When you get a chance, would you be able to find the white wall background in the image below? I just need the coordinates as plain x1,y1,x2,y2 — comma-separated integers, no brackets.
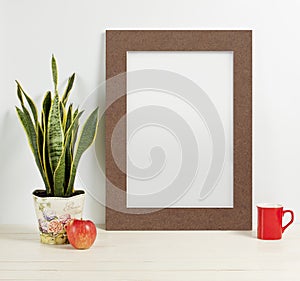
1,0,300,226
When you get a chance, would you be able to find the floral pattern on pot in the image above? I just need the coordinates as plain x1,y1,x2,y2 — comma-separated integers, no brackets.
33,190,85,245
38,211,70,244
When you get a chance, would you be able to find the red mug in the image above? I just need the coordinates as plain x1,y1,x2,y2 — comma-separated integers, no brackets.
257,203,294,240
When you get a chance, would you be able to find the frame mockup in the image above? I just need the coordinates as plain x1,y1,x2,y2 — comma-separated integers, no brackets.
106,30,252,230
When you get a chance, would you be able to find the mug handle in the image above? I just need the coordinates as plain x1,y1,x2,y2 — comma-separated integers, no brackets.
282,210,294,233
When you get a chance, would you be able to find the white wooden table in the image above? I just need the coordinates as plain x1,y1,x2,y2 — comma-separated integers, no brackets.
0,224,299,280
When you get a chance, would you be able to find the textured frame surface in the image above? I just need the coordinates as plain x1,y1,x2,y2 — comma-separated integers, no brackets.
106,30,252,230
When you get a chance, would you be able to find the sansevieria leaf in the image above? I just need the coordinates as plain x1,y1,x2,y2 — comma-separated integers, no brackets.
16,84,24,106
54,111,83,196
52,55,58,93
59,101,66,128
43,127,53,193
65,104,73,134
42,91,53,193
53,152,65,197
16,81,38,127
37,123,44,170
70,108,82,153
66,108,99,195
47,93,64,174
42,91,52,130
64,145,72,194
16,107,51,193
62,73,75,106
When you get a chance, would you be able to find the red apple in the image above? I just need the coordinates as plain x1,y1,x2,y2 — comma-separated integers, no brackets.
66,219,97,249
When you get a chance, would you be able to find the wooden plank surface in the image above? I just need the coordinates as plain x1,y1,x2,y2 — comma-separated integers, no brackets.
0,225,299,280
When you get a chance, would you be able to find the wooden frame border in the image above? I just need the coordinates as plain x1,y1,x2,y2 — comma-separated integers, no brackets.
106,30,252,230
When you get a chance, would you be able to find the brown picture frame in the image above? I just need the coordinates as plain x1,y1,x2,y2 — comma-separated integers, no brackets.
106,30,252,230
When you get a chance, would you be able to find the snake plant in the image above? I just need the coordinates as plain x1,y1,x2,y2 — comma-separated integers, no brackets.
16,55,99,197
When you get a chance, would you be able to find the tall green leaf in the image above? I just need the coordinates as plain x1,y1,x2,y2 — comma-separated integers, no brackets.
47,93,64,175
16,84,24,106
54,111,83,196
51,55,58,93
70,109,83,154
64,104,73,134
42,91,53,194
53,153,65,197
16,107,51,193
37,123,44,170
59,101,66,128
64,146,72,194
62,73,75,106
66,108,82,191
16,81,38,127
73,108,79,118
42,120,53,194
66,108,99,195
42,91,52,129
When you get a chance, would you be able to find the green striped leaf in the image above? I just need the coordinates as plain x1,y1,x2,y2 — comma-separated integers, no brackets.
42,91,52,128
70,109,83,154
16,107,51,193
37,122,54,195
64,104,73,135
43,117,53,194
66,108,99,195
16,81,38,127
64,145,72,194
53,152,65,197
65,111,83,187
59,101,66,128
41,91,53,192
41,112,44,132
51,55,58,93
47,93,64,175
54,111,83,195
16,83,24,106
62,73,75,106
37,123,44,169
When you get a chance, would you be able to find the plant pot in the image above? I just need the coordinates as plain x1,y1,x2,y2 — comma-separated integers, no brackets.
32,190,85,245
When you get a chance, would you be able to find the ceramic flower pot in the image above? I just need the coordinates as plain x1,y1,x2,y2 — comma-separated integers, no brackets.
32,190,85,245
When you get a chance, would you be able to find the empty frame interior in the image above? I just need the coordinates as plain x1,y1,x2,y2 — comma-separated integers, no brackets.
126,51,233,208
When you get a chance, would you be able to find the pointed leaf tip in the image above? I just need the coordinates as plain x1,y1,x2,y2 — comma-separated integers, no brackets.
51,55,58,92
